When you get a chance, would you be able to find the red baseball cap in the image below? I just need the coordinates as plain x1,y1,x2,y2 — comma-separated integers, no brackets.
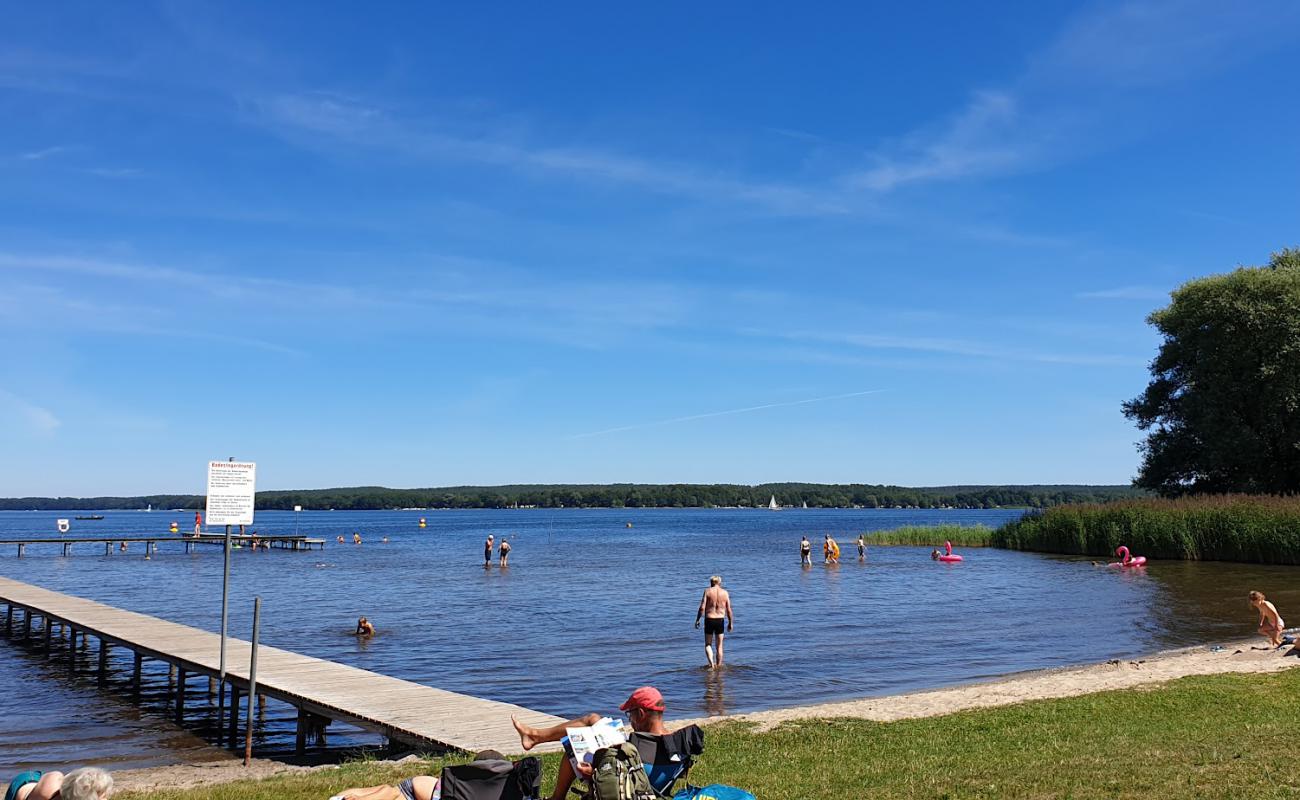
620,686,665,712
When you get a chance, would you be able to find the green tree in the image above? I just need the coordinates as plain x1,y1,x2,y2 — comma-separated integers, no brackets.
1123,248,1300,495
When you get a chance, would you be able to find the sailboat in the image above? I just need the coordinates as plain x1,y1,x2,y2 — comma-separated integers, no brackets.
768,495,780,511
801,500,809,509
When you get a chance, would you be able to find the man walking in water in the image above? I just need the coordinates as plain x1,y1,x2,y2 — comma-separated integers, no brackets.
484,534,494,567
694,575,733,669
800,536,812,565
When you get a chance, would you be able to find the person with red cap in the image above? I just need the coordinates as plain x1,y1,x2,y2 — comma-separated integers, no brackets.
512,687,674,800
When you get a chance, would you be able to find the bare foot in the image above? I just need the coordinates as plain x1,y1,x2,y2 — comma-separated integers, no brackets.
511,716,537,751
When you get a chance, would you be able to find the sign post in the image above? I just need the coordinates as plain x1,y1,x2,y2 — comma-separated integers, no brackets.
205,458,256,729
293,505,302,536
56,519,70,535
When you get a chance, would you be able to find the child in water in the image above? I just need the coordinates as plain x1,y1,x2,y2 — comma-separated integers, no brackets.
1249,591,1286,648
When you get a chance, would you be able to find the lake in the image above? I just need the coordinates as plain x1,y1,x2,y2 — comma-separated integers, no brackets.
1,507,1297,772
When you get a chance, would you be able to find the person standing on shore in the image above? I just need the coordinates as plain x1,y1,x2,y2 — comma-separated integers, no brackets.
800,536,812,565
484,534,494,567
1250,590,1285,648
695,575,733,669
499,536,511,567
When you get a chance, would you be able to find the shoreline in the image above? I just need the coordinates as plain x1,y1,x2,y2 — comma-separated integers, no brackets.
112,637,1299,793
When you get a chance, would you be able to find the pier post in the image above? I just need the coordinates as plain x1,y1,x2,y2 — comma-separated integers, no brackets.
133,653,142,695
98,640,108,686
105,542,111,556
22,608,31,639
17,543,24,558
4,604,11,635
228,686,241,744
43,617,52,655
68,628,77,672
168,664,176,696
175,668,187,722
208,676,216,696
295,708,307,756
63,542,71,557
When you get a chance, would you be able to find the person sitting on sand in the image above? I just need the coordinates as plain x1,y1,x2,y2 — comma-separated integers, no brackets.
1249,590,1286,648
512,687,701,800
6,767,113,800
355,616,375,637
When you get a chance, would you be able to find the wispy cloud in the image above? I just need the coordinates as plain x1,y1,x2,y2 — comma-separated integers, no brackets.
0,389,60,433
1077,285,1168,301
20,145,69,161
86,166,142,178
570,389,885,439
852,0,1300,192
252,92,851,217
768,330,1143,367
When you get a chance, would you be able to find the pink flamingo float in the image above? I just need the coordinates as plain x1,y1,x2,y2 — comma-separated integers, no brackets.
1108,545,1147,568
937,540,963,563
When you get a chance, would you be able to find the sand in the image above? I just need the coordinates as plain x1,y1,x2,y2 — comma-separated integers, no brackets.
113,640,1299,793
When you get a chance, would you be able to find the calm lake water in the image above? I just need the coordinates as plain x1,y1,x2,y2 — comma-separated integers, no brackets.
1,507,1297,772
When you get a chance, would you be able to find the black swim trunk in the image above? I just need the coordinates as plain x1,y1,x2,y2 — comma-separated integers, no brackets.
704,617,725,636
397,778,417,800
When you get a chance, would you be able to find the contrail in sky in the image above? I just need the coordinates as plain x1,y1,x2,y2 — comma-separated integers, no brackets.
569,389,886,439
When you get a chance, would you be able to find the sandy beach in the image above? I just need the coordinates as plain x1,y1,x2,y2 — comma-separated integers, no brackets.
112,639,1299,793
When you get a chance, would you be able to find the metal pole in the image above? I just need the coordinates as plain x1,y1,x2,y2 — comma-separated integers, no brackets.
243,596,261,766
219,456,233,686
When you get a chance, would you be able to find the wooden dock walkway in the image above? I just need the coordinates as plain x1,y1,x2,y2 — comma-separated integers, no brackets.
0,533,325,557
0,576,562,755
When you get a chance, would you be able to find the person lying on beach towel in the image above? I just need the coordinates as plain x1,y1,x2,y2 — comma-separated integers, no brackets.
329,751,539,800
5,768,112,800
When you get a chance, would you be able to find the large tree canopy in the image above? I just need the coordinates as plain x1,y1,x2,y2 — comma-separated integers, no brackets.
1124,248,1300,495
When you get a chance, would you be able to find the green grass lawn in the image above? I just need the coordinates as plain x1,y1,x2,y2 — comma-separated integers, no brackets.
123,670,1300,800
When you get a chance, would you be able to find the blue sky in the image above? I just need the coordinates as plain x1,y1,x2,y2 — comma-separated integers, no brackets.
2,2,1298,495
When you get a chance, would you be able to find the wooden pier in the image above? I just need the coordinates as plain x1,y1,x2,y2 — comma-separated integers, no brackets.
0,577,562,755
0,534,325,557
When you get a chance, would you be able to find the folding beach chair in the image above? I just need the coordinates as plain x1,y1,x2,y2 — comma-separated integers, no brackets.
630,725,705,798
439,756,543,800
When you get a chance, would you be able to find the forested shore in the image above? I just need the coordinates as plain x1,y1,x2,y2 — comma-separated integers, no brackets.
0,482,1142,512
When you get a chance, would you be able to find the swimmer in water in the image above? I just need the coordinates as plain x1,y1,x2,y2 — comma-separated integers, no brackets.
381,536,389,543
355,617,375,637
499,537,511,567
337,535,345,544
800,536,812,565
484,534,494,567
352,532,362,545
931,548,941,560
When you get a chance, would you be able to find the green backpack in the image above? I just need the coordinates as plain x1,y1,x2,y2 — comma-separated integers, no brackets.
587,741,657,800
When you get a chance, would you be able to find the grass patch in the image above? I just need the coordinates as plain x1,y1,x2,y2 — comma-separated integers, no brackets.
869,524,994,547
122,671,1300,799
992,494,1300,564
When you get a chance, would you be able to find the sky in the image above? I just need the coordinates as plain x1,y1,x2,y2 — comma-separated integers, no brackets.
2,2,1298,495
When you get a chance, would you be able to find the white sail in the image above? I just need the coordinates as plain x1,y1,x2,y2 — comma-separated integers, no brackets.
801,500,808,509
768,494,780,511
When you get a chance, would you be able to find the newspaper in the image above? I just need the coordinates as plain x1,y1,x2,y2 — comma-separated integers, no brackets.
561,716,627,773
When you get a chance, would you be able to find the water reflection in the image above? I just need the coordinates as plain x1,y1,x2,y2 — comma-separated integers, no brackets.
702,668,728,716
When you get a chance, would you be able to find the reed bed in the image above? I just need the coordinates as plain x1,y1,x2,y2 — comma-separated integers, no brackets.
990,494,1300,564
868,524,995,547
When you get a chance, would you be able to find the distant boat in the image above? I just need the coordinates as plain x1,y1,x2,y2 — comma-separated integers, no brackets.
801,501,809,510
768,495,780,511
146,504,153,512
74,514,104,521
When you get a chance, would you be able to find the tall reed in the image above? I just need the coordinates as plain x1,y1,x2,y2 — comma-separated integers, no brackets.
868,524,995,547
990,494,1300,564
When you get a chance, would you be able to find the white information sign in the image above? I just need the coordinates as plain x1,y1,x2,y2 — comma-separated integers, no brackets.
293,505,302,513
205,461,257,526
56,518,70,534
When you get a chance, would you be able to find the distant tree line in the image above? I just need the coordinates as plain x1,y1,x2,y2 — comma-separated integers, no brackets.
0,483,1145,511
